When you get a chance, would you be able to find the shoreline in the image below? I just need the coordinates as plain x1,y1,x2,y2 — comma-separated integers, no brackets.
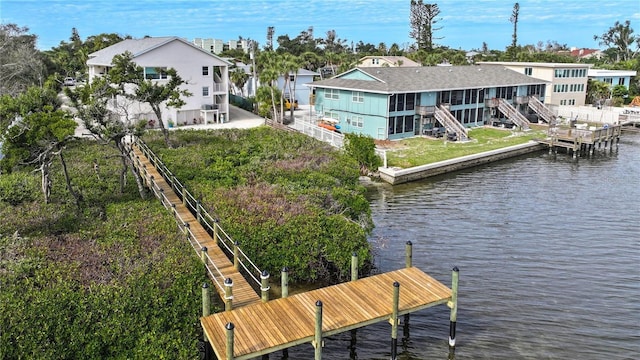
377,141,546,185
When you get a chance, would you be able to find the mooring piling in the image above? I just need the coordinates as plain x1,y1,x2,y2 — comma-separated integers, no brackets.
448,267,459,349
261,270,270,303
313,300,324,360
390,281,400,360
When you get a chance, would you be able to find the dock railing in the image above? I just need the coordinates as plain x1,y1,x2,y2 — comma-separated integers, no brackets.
131,137,263,294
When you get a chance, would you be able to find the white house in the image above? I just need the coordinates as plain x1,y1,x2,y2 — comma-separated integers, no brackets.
478,61,593,106
276,68,319,105
87,36,231,127
357,56,420,68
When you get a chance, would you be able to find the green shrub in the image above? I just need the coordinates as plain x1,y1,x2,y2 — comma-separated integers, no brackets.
144,128,374,283
0,172,39,205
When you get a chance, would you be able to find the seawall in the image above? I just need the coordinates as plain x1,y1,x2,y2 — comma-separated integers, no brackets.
377,141,546,185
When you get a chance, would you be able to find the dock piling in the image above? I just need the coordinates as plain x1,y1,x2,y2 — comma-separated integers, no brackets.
405,241,413,268
391,281,400,360
313,300,324,360
202,282,210,317
351,253,358,281
448,267,459,349
225,322,234,360
261,270,270,303
224,278,234,311
281,267,289,298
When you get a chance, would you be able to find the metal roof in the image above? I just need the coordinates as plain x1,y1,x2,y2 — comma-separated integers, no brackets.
308,65,549,94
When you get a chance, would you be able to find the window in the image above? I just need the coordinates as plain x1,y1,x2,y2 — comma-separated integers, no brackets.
618,78,625,86
372,58,379,65
202,87,209,96
324,89,339,100
324,111,339,121
144,67,168,80
439,91,450,105
450,90,463,105
524,67,532,76
352,91,364,103
351,116,364,128
289,74,296,82
396,94,405,111
603,78,613,85
405,93,415,110
389,94,396,112
403,115,414,133
202,66,209,76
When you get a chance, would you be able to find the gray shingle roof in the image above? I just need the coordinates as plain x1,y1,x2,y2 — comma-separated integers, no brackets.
87,36,231,66
309,65,548,94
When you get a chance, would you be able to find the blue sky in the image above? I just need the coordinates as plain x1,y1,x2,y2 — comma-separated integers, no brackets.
1,0,638,51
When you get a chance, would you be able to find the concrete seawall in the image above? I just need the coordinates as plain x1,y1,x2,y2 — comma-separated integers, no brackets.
377,141,546,185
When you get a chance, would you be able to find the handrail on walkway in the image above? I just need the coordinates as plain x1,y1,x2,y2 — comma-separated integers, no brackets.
129,137,263,292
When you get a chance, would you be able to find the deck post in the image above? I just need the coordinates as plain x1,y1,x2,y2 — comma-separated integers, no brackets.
213,219,219,243
281,267,289,298
224,278,233,312
202,282,211,317
196,200,202,223
448,266,459,349
233,241,239,270
313,300,323,360
184,222,190,237
201,247,208,264
182,186,187,206
261,270,270,303
351,253,358,281
225,322,234,360
405,241,413,268
390,281,400,360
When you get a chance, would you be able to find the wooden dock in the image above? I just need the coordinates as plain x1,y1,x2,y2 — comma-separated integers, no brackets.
538,124,622,157
201,266,453,360
130,143,261,308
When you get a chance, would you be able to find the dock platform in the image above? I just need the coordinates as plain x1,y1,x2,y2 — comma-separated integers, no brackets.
201,266,452,359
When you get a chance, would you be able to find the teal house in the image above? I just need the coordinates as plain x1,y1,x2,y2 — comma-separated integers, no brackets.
588,69,637,92
308,66,552,140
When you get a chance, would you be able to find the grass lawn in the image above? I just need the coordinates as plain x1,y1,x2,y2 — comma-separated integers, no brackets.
379,126,547,168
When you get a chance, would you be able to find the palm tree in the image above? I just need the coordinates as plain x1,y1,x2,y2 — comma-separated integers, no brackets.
280,53,300,121
229,67,249,96
258,51,281,122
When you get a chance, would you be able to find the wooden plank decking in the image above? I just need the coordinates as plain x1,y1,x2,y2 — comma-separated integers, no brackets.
130,145,261,308
201,266,452,359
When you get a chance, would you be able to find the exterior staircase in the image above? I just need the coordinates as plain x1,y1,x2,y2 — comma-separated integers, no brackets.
497,98,530,130
434,105,469,141
527,96,556,125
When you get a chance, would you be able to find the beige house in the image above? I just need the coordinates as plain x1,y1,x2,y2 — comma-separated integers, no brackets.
358,56,420,68
478,61,593,106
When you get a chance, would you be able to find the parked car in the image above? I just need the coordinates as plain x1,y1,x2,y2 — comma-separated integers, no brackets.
284,98,298,110
63,77,76,86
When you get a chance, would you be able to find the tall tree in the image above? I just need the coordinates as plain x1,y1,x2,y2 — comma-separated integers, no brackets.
0,24,46,96
257,51,281,122
409,1,442,50
510,3,520,49
594,20,640,62
108,52,191,147
65,76,148,198
0,87,77,204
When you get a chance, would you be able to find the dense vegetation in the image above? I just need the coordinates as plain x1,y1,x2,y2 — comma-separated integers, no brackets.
0,140,205,359
142,127,374,283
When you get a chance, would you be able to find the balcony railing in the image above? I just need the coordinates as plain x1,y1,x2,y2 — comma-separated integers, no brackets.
416,105,436,116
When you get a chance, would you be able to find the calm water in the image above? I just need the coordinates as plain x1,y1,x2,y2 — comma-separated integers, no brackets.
285,133,640,359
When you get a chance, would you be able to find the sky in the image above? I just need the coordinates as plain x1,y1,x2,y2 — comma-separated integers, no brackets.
1,0,639,52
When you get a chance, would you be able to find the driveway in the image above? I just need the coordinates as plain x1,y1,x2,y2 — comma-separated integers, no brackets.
178,105,265,130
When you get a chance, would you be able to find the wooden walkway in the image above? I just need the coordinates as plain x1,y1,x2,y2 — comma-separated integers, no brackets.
201,266,452,359
130,144,261,308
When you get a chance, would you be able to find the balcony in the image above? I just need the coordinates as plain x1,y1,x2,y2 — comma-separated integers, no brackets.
514,95,529,105
416,105,436,116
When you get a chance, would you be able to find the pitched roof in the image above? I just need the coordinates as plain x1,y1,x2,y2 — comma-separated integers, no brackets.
358,56,421,67
87,36,231,66
309,65,548,94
